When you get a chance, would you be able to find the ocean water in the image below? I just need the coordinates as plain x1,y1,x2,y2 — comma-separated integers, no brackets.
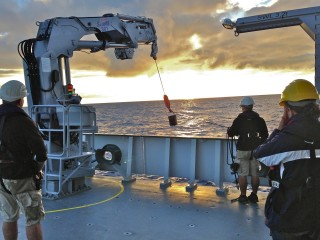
90,94,282,138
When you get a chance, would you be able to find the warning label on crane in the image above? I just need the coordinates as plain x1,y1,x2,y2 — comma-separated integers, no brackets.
97,18,110,32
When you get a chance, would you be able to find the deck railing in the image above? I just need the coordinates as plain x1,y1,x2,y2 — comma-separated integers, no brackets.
94,134,268,195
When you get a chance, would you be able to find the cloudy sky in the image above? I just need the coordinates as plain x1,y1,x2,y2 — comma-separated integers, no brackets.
0,0,319,103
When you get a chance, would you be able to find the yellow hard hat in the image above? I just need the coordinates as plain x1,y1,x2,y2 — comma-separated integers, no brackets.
279,79,319,106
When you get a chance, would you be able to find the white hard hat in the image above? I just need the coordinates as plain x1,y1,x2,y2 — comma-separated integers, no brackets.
0,80,28,102
240,96,254,106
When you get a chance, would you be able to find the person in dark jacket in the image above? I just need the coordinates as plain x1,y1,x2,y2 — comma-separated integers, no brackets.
0,80,47,240
254,79,320,240
227,96,268,203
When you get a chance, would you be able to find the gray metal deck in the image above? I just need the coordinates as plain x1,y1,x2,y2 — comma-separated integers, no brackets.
3,173,272,240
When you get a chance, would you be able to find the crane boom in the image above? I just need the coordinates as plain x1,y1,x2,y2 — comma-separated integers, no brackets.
233,6,320,40
222,6,320,91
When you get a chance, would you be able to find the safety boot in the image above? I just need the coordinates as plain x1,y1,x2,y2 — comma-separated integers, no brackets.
238,194,248,204
248,192,258,203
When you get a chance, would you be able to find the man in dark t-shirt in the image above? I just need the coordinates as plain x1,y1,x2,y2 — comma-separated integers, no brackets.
227,96,268,203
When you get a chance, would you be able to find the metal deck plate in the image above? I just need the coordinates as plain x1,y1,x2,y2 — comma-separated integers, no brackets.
2,175,271,240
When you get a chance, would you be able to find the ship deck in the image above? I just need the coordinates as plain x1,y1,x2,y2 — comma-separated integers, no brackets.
3,172,272,240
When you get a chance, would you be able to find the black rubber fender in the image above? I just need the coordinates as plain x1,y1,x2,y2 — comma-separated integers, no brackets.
95,144,122,166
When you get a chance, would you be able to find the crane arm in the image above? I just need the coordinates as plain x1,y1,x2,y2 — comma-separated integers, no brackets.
222,6,320,91
36,13,158,59
223,6,320,40
19,13,158,108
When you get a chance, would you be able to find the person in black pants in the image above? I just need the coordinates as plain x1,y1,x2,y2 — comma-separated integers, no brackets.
254,79,320,239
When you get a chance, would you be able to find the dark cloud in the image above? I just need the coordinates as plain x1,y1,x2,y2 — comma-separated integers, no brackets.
0,0,319,79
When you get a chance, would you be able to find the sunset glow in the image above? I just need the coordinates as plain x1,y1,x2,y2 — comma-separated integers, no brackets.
0,0,318,103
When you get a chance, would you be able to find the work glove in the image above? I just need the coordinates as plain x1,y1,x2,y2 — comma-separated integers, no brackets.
257,162,270,178
230,163,240,173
